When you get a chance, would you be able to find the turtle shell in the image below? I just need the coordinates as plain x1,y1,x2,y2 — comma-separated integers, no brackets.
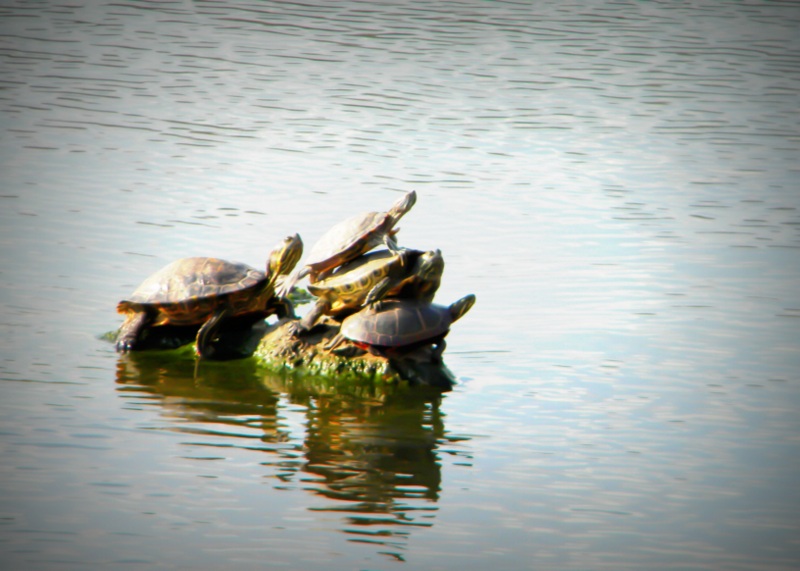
274,192,415,300
305,190,416,280
340,299,454,348
118,257,269,326
308,249,410,312
305,211,393,276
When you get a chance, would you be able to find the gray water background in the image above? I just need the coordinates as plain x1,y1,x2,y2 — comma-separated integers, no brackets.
1,1,800,569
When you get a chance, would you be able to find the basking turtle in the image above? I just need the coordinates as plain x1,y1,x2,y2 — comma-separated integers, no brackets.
297,248,444,332
276,190,416,297
115,234,303,356
329,294,476,360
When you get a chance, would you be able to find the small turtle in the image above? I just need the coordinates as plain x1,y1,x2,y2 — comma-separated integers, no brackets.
276,190,416,297
329,294,476,360
297,248,444,332
115,234,303,356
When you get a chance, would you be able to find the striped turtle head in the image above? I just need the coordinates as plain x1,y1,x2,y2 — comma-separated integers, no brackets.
386,190,417,225
268,233,303,279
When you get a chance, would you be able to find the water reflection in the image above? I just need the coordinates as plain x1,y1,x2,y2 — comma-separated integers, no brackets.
3,0,799,567
114,351,462,560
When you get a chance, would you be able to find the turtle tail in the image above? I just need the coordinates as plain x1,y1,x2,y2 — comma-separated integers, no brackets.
449,294,476,323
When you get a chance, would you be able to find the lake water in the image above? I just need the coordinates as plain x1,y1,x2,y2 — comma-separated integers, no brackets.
2,1,800,569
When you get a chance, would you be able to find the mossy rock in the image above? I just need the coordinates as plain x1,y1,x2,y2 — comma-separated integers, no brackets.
254,318,456,391
106,305,457,390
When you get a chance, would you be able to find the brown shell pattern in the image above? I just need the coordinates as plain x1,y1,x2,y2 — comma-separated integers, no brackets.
340,300,452,348
307,250,400,308
305,211,388,272
119,257,268,325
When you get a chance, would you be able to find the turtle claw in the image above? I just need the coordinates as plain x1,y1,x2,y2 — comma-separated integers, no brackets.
285,319,315,339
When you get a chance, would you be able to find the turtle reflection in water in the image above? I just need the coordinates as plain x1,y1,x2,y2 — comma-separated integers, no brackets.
328,294,476,362
115,234,303,359
277,190,416,297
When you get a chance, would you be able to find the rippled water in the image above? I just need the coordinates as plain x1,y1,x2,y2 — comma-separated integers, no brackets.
2,1,800,569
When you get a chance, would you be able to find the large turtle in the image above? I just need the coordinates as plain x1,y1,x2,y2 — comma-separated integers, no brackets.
115,234,303,356
297,248,444,332
276,190,416,297
329,294,476,360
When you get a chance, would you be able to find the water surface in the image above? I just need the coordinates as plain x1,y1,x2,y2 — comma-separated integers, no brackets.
2,1,800,569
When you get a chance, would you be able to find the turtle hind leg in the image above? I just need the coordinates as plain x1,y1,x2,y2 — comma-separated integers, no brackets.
115,311,154,352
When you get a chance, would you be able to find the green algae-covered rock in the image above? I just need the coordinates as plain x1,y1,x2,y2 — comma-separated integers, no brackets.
254,318,455,391
107,309,457,390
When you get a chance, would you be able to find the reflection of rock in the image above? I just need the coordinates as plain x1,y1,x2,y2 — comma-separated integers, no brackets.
115,355,467,561
255,318,456,390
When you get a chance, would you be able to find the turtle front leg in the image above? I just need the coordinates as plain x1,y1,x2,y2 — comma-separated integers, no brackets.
282,298,328,338
115,311,154,352
324,333,366,357
197,310,268,360
431,338,447,363
384,231,401,253
323,332,345,352
365,252,410,307
195,308,232,359
364,277,393,307
298,299,329,333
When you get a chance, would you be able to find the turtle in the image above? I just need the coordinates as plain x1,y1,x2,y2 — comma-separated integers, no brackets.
328,294,476,360
115,234,303,356
276,190,416,297
296,248,444,332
